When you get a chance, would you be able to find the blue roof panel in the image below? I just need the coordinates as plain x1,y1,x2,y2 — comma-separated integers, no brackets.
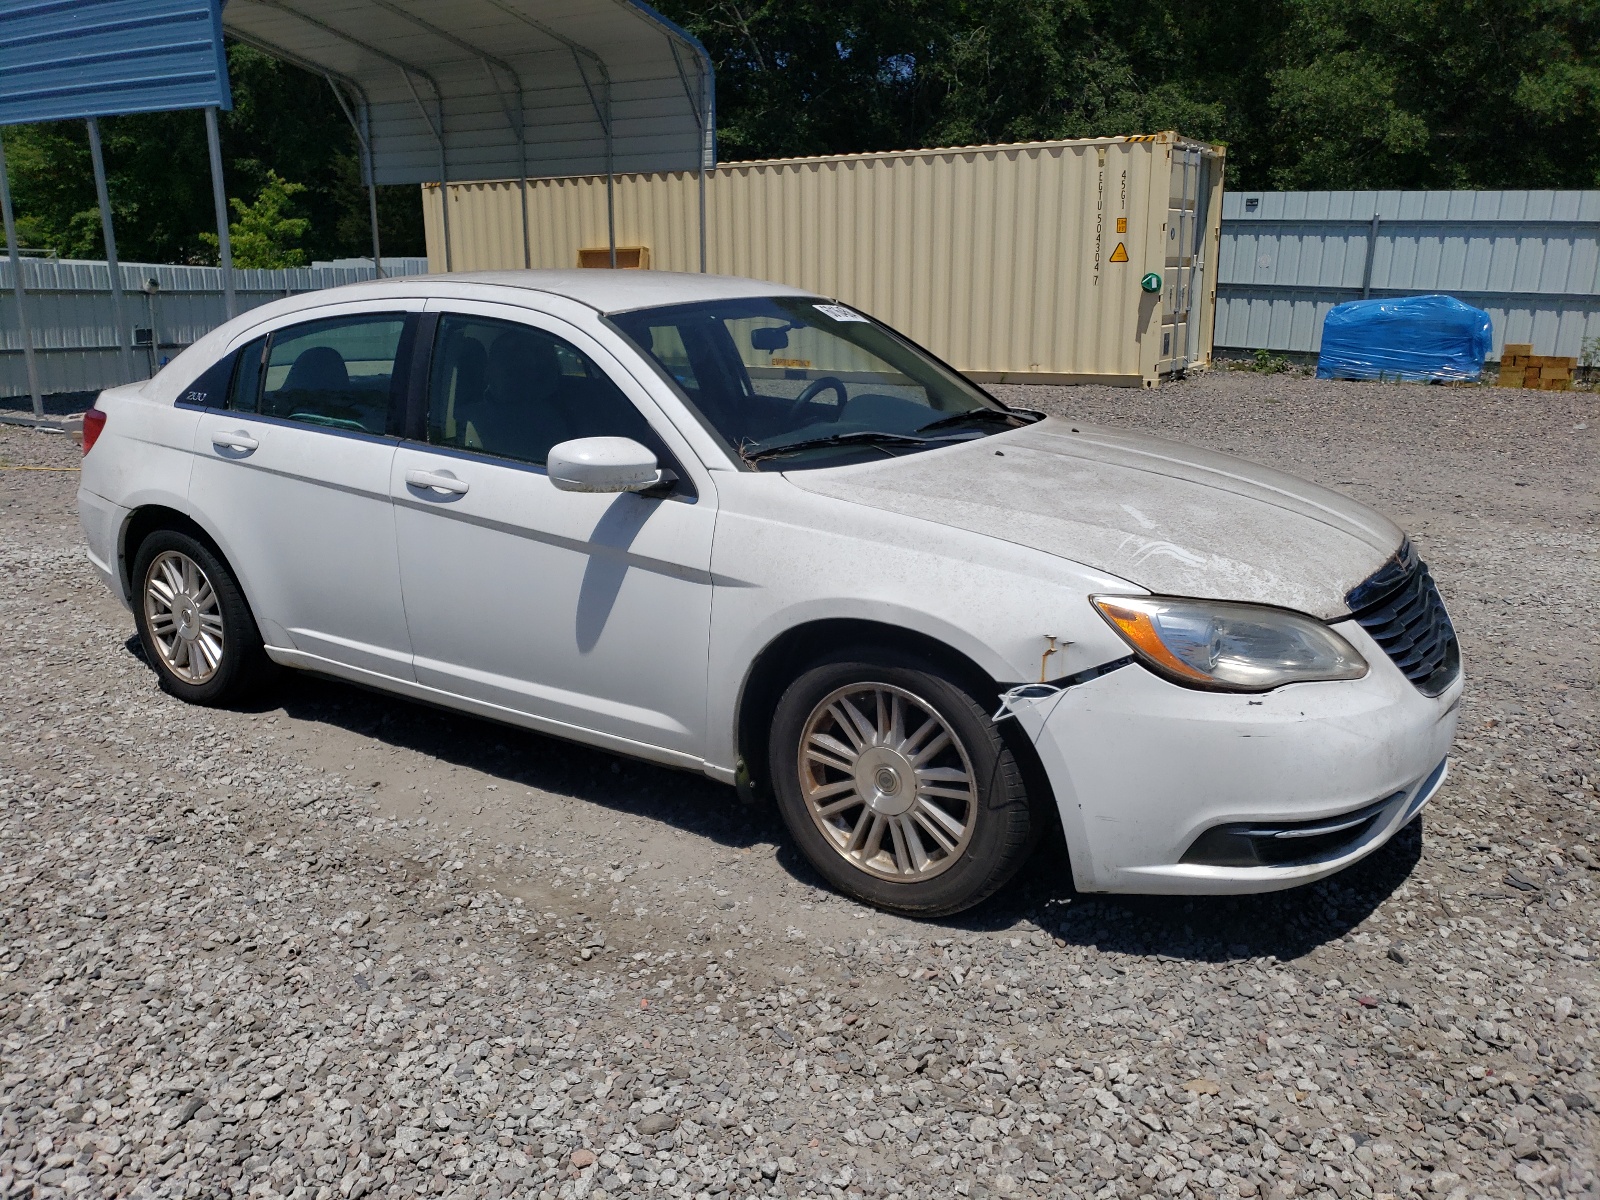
0,0,231,126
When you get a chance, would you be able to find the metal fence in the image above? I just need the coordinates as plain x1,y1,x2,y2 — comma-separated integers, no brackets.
1214,190,1600,359
0,256,428,399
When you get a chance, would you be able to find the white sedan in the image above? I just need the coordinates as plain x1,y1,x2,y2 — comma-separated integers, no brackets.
78,270,1461,916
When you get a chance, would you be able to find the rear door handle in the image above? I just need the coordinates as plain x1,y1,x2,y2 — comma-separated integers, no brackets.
211,430,258,453
405,469,470,495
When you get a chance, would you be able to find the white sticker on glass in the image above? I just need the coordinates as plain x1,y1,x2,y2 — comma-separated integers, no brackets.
813,303,869,323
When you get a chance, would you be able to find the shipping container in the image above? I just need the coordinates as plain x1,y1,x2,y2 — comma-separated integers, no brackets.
421,134,1226,387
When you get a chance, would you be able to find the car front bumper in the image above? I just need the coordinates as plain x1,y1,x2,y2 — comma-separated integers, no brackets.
1013,621,1462,894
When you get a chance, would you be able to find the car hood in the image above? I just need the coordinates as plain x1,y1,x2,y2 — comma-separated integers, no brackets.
783,417,1403,619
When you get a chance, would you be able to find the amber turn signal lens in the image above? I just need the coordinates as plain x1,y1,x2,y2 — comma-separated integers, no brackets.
1092,599,1217,685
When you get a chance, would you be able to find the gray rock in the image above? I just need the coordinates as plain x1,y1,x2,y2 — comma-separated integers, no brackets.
0,385,1597,1200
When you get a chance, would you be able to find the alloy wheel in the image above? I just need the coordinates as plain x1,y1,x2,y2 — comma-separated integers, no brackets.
143,550,225,685
797,683,978,882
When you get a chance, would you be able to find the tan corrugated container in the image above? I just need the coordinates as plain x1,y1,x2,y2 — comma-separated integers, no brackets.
422,133,1225,387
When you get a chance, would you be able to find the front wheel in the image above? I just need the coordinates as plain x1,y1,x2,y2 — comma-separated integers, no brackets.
768,651,1035,916
132,530,273,705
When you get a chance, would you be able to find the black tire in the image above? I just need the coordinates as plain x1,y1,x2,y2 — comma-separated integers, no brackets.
768,649,1034,917
131,529,274,705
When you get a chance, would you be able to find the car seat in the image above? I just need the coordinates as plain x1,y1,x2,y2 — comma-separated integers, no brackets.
474,331,574,463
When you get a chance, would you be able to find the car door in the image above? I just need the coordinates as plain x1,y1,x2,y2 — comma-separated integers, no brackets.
390,301,718,761
188,303,419,680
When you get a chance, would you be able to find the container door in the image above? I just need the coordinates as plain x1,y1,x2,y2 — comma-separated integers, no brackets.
1185,152,1214,366
1161,146,1205,374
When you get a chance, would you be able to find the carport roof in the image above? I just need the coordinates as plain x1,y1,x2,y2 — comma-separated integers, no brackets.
221,0,714,187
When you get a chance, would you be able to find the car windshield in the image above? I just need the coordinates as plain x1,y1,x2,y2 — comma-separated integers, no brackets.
608,296,1032,469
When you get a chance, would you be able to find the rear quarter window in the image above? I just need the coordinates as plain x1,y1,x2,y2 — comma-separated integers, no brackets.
176,353,237,409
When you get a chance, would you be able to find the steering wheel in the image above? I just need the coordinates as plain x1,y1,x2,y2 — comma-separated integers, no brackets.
784,375,849,424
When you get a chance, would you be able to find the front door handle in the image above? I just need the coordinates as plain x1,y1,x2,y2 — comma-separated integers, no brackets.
405,469,470,496
211,430,258,453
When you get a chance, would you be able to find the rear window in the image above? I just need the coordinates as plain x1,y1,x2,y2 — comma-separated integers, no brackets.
257,315,407,435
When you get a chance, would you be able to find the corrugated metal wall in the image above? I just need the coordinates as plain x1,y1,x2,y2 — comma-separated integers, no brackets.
1216,190,1600,358
0,0,232,125
423,135,1227,386
0,258,427,399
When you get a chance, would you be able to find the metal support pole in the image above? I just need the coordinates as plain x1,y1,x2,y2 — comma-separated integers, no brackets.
402,72,451,272
204,107,236,318
518,164,531,270
606,170,616,268
438,171,453,272
0,130,43,419
86,118,133,382
669,37,712,273
605,118,616,268
356,97,382,277
1361,213,1380,300
143,291,156,378
368,176,384,277
324,76,385,278
699,76,712,273
143,282,161,376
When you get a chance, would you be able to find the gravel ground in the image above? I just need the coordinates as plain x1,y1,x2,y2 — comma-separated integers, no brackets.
0,370,1596,1200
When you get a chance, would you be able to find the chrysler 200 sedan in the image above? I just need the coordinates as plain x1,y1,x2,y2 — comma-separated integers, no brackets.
78,270,1461,916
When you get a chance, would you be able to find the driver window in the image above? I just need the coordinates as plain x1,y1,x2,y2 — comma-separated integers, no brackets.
427,314,660,466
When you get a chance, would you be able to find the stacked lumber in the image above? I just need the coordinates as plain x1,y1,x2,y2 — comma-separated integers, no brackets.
1497,344,1575,390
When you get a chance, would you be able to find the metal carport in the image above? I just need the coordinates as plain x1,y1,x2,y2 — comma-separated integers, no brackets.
1,0,713,420
220,0,716,274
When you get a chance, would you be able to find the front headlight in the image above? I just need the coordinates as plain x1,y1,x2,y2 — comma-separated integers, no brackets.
1091,595,1368,692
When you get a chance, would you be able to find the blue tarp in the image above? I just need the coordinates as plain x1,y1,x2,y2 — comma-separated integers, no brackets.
1316,294,1493,382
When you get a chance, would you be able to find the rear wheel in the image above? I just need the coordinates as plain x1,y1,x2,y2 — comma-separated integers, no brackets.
768,651,1034,916
132,530,273,705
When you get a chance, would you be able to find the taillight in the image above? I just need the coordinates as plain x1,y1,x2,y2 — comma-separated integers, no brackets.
82,407,107,456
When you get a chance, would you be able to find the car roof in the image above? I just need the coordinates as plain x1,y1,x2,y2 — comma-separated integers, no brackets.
370,269,819,315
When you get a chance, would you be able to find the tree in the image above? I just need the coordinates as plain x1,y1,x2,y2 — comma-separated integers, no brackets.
1265,0,1600,189
2,42,423,264
3,4,1595,262
655,0,1599,189
650,1,1275,178
199,171,311,268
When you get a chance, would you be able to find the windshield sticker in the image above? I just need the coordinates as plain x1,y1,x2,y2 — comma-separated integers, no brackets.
813,303,869,323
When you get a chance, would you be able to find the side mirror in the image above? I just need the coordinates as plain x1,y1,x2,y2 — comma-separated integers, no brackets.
547,437,673,495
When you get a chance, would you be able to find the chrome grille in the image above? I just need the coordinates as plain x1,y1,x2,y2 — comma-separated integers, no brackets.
1347,541,1459,696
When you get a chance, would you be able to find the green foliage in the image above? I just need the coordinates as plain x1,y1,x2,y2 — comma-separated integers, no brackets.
1253,348,1292,374
1266,0,1600,189
657,0,1600,189
3,4,1595,265
2,43,423,264
199,171,310,269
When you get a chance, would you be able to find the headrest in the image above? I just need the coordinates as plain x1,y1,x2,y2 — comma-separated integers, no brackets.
283,345,349,393
445,335,489,407
485,330,560,402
